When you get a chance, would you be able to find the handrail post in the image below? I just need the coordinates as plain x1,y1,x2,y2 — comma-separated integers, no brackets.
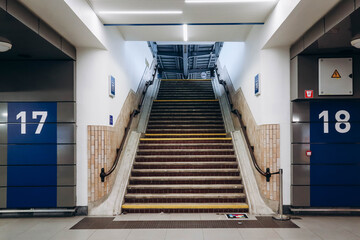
273,169,290,221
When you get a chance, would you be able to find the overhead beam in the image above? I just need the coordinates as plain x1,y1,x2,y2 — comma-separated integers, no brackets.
157,52,182,57
183,45,189,79
161,68,212,74
157,51,213,58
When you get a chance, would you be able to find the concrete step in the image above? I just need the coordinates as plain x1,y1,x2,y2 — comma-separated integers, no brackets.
139,139,233,144
127,185,244,194
136,149,235,155
151,109,221,113
124,193,246,203
131,168,239,177
138,143,233,150
150,112,222,116
127,184,244,190
147,120,224,124
129,176,242,185
121,203,249,213
156,97,216,100
133,161,238,168
151,106,220,110
125,193,246,199
147,124,224,129
148,116,223,120
143,134,228,139
152,101,219,105
145,129,226,134
135,155,236,162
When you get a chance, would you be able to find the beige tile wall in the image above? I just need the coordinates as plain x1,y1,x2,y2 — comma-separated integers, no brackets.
232,88,280,201
88,91,137,204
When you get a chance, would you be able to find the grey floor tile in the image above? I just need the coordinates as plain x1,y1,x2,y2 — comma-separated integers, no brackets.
238,229,282,240
165,229,203,240
114,214,142,221
275,228,322,240
89,229,131,240
127,229,166,240
169,214,201,220
199,213,227,220
138,213,171,221
50,229,95,240
203,229,243,240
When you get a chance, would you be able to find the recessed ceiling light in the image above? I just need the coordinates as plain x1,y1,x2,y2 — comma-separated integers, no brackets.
183,24,188,42
0,37,12,52
99,11,183,15
351,35,360,49
185,0,276,3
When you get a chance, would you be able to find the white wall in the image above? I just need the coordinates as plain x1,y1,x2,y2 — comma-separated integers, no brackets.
219,26,291,204
76,26,152,206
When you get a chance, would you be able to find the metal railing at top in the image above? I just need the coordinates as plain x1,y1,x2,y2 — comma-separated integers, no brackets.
214,66,279,181
100,65,158,182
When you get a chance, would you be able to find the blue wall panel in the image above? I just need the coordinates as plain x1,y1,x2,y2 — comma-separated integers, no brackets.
311,186,360,207
310,144,360,164
308,101,360,207
7,166,57,186
310,165,360,185
7,187,56,208
8,145,57,165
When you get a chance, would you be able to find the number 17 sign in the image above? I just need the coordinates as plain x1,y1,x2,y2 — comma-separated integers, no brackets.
7,103,57,144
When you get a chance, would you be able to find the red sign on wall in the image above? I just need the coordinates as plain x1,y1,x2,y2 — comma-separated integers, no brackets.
305,90,314,99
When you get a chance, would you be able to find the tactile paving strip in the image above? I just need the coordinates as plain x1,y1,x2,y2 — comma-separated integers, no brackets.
71,217,299,229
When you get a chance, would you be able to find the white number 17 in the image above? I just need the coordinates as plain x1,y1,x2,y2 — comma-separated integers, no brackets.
16,111,48,135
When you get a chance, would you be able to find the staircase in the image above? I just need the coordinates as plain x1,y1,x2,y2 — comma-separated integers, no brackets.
122,79,249,213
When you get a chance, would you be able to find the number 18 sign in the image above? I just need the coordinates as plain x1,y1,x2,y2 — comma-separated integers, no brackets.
310,101,360,143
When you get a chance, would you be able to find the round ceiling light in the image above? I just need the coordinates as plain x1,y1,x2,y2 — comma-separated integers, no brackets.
0,37,12,52
351,35,360,49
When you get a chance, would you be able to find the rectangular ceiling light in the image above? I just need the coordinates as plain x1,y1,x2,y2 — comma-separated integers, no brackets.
185,0,275,3
99,11,183,15
183,24,188,42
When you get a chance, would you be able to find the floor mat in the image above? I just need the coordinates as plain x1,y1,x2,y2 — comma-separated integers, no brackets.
71,216,299,229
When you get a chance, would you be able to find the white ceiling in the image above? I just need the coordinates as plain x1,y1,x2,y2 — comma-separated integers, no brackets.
88,0,279,41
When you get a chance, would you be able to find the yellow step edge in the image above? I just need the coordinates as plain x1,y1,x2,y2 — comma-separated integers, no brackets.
140,138,232,141
161,79,212,81
122,204,249,210
145,133,227,136
153,99,218,102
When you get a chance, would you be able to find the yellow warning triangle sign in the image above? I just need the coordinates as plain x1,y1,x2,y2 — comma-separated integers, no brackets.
331,69,341,78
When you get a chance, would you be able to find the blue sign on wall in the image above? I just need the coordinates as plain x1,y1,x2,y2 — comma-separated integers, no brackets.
109,75,115,97
109,115,113,126
309,101,360,207
6,102,58,208
255,74,260,96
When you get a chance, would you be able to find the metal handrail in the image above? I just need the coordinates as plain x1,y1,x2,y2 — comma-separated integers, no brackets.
100,65,158,182
214,66,279,182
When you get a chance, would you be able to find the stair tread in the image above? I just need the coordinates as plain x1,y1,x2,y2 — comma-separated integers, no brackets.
130,176,241,180
134,161,237,165
132,169,238,172
122,203,249,209
136,155,236,158
137,149,233,153
139,143,232,146
127,184,243,189
125,193,246,198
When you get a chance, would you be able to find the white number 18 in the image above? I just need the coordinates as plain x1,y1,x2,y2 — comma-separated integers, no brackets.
319,110,351,134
